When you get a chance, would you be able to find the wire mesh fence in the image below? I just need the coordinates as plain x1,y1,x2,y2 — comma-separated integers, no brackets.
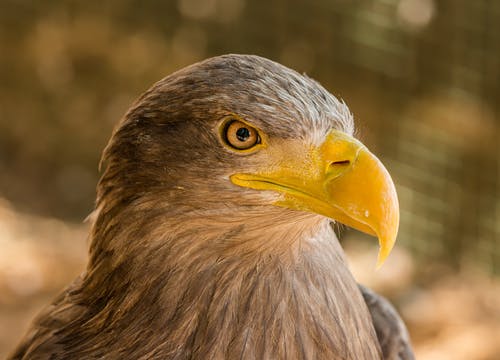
2,0,497,272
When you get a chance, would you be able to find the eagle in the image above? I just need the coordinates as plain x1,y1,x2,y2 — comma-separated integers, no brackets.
9,55,413,359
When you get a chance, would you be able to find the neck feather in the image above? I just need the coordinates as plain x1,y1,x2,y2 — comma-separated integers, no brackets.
79,206,381,359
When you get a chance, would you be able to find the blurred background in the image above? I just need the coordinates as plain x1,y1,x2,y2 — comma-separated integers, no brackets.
0,0,499,358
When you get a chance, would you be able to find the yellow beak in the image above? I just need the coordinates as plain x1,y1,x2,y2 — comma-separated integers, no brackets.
230,130,399,267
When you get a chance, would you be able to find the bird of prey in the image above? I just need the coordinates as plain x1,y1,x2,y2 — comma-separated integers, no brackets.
9,54,413,359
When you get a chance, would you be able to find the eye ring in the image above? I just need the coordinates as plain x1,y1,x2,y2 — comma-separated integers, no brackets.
222,118,262,151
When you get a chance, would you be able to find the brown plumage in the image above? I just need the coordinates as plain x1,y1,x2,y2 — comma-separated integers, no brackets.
9,54,413,359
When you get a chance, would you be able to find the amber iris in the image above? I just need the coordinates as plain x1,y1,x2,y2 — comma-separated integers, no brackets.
224,120,260,150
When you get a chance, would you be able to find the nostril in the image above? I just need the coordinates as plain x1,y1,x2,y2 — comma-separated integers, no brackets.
326,159,351,179
330,160,350,166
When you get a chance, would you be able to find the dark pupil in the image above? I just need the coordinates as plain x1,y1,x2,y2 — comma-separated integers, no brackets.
236,127,250,142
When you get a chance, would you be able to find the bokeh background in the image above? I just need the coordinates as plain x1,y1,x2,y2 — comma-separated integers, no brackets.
1,0,499,358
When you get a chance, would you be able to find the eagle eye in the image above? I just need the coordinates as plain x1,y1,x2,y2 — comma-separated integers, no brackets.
222,119,261,151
